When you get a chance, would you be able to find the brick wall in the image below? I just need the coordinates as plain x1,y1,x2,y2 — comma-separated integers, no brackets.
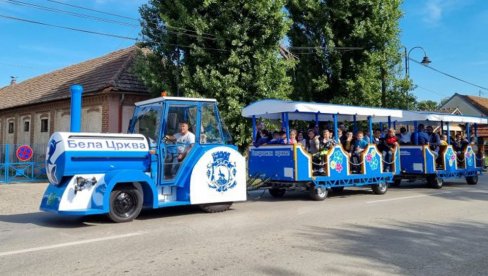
0,92,150,145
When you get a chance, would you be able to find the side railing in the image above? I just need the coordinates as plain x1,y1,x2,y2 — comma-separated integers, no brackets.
0,144,47,184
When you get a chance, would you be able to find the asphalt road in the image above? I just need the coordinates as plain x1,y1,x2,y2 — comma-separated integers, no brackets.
1,177,487,276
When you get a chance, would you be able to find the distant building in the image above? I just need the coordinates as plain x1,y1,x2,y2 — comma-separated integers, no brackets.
0,46,150,146
439,93,488,138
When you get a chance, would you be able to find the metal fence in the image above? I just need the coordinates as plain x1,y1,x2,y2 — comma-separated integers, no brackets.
0,144,47,184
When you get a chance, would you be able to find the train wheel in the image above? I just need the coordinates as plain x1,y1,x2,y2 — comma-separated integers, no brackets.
309,186,327,201
108,184,143,223
268,188,286,198
372,181,388,195
466,175,478,185
428,176,443,189
199,202,233,213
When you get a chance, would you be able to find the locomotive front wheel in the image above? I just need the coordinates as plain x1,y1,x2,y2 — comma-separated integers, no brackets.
108,185,143,223
466,175,478,185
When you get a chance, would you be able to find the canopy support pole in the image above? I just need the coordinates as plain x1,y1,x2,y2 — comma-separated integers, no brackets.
252,116,256,142
353,115,357,133
368,116,373,143
447,122,451,145
388,116,392,129
414,121,418,145
285,113,290,144
333,114,339,143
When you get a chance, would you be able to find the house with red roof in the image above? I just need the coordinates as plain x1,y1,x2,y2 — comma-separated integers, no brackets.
0,46,150,147
439,93,488,138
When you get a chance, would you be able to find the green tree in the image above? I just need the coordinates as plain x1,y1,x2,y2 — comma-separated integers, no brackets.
137,0,293,148
416,100,439,111
286,0,413,108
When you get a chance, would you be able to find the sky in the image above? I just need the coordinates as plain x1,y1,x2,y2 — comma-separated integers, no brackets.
0,0,487,104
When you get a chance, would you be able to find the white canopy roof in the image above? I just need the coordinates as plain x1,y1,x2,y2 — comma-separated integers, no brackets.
389,111,488,124
242,99,403,121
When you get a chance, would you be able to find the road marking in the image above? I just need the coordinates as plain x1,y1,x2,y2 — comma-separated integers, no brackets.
366,191,451,204
0,232,144,257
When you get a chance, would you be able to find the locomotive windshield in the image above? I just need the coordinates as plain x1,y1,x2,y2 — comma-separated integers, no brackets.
129,103,162,142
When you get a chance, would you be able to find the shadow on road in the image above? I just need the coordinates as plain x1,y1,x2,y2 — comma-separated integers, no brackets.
247,188,375,202
0,212,91,228
296,220,488,274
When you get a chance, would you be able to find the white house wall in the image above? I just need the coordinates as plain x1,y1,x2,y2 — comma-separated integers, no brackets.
442,95,483,117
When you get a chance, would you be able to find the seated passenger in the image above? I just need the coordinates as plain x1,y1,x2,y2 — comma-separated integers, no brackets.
426,126,440,157
319,129,335,156
268,131,285,144
382,128,399,172
254,129,270,147
341,131,354,156
440,134,448,146
306,129,320,154
352,131,368,173
287,129,298,144
452,133,468,154
354,131,369,154
297,131,305,145
372,128,383,146
397,127,411,145
254,121,265,143
306,129,323,173
410,124,429,145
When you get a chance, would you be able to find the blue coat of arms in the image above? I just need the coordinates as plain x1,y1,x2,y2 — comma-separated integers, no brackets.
206,151,237,192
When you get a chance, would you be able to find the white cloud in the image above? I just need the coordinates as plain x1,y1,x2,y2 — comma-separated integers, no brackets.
422,0,472,26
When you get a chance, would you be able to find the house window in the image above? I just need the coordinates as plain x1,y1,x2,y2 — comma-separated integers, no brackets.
8,122,14,134
41,119,49,132
24,121,30,132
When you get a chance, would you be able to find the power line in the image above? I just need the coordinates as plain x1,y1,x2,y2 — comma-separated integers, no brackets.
46,0,139,21
3,0,216,41
0,14,230,52
46,0,218,39
414,84,445,98
410,57,488,91
0,14,138,40
4,0,138,27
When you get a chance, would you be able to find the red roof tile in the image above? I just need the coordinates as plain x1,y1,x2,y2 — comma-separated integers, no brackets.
0,46,148,110
464,95,488,115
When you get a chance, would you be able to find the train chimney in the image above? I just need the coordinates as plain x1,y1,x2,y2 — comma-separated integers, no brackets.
70,84,83,132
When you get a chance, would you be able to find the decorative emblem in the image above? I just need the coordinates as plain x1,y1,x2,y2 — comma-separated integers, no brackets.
466,148,474,166
329,150,344,173
206,151,237,192
447,148,456,167
46,139,62,184
366,149,379,170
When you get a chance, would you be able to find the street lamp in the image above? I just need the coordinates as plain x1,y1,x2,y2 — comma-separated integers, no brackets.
404,46,432,77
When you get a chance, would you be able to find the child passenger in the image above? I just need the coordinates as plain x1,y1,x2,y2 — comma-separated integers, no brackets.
287,129,298,144
352,131,368,173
